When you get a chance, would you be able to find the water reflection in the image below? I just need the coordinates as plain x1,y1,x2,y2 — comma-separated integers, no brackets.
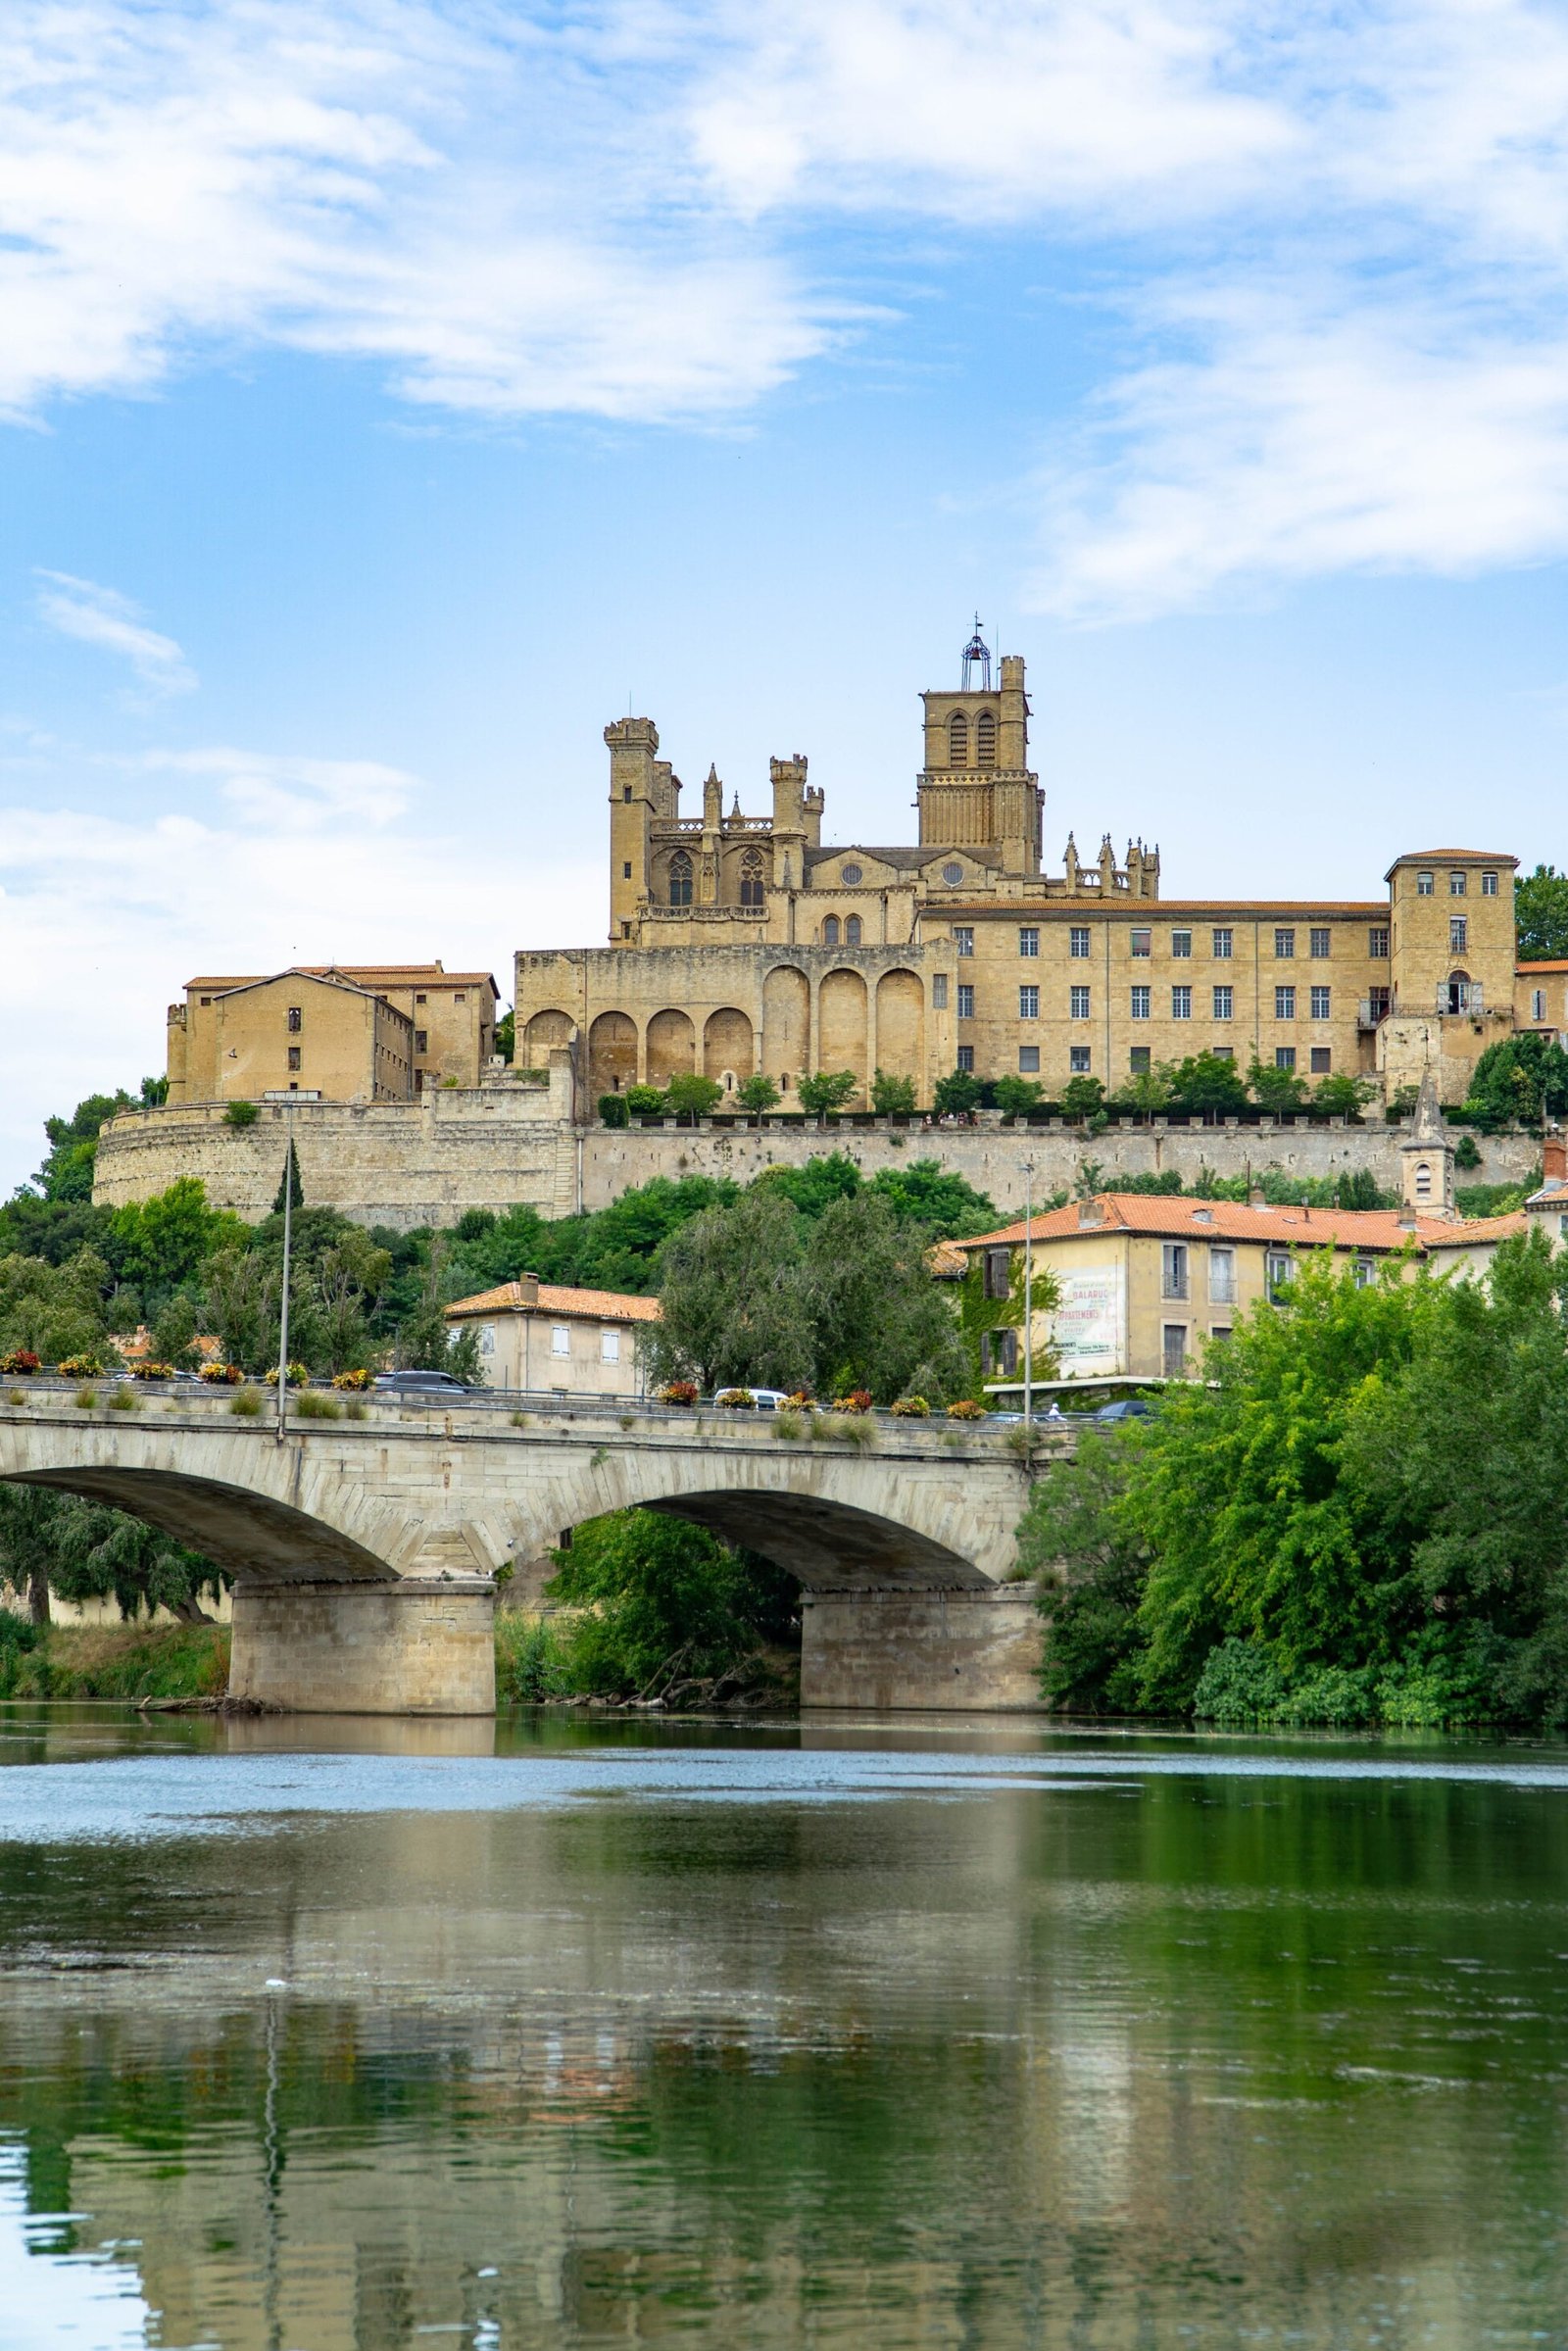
2,1708,1568,2347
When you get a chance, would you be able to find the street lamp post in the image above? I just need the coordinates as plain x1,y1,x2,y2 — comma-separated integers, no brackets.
275,1099,294,1445
1021,1156,1035,1435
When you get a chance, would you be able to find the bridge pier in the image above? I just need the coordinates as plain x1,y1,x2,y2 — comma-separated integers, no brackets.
229,1578,496,1716
799,1588,1046,1712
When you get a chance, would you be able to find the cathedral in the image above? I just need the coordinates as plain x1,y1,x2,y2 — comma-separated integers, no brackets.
514,625,1526,1110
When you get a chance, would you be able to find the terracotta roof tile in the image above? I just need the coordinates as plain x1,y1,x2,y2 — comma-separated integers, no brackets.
446,1281,661,1323
953,1194,1522,1256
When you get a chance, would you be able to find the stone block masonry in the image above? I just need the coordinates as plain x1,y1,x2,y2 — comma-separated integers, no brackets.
95,1086,1541,1231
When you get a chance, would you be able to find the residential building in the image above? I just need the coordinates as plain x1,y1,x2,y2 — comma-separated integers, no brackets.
168,962,499,1102
443,1276,660,1396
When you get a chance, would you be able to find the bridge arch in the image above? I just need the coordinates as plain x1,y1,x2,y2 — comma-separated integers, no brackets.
4,1464,396,1585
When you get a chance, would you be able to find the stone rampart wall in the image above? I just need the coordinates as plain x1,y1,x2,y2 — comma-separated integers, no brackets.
94,1089,1540,1229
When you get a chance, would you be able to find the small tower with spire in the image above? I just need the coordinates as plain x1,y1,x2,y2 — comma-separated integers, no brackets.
1400,1067,1455,1220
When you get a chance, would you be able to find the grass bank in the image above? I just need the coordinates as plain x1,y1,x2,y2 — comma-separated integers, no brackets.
0,1619,230,1701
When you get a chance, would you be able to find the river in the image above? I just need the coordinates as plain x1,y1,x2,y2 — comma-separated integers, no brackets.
2,1705,1566,2349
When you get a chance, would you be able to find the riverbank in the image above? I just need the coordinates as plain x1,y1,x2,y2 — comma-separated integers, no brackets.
0,1620,230,1701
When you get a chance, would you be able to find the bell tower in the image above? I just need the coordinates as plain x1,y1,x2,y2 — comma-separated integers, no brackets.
606,717,660,943
916,620,1042,874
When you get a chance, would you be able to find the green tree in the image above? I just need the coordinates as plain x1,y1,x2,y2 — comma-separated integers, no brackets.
932,1068,982,1117
803,1190,968,1403
1313,1071,1375,1117
1112,1066,1174,1118
866,1159,998,1239
797,1069,858,1120
46,1500,227,1624
991,1075,1045,1116
663,1072,725,1123
0,1248,114,1365
109,1179,245,1303
0,1486,71,1625
735,1073,780,1119
598,1092,630,1127
1165,1052,1250,1116
493,1009,515,1063
647,1190,814,1395
1462,1032,1568,1129
1248,1056,1309,1112
869,1069,917,1114
202,1244,281,1373
756,1152,863,1221
1018,1433,1149,1711
34,1091,137,1202
546,1510,795,1697
1059,1075,1104,1121
1516,863,1568,960
272,1141,305,1215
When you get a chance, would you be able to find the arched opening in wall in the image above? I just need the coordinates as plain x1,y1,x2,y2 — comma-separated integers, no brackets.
0,1464,395,1588
1414,1160,1433,1201
524,1008,572,1064
1446,968,1472,1014
818,967,868,1094
588,1010,637,1098
975,709,997,768
646,1008,697,1086
739,849,764,908
948,710,968,767
704,1007,754,1083
668,850,693,908
875,969,925,1090
762,965,810,1086
845,915,862,947
821,916,840,947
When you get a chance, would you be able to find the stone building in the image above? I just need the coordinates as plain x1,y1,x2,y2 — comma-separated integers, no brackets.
514,628,1525,1107
168,961,500,1102
443,1274,659,1397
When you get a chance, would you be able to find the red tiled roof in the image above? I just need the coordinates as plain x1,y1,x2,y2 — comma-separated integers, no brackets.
1517,960,1568,975
445,1281,661,1324
953,1193,1522,1256
186,964,498,991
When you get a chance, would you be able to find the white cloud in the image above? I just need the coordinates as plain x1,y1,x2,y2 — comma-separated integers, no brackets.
35,572,195,694
0,737,601,1190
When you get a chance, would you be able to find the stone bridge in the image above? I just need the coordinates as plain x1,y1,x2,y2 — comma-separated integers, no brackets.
0,1388,1055,1714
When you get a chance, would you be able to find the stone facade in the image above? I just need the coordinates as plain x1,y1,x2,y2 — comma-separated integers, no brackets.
169,960,500,1103
444,1274,660,1396
517,632,1527,1110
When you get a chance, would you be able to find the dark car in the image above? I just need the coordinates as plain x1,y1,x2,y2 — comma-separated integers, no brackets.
373,1369,471,1396
1094,1396,1156,1422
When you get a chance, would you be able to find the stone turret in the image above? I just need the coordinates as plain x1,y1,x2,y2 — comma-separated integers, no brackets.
1400,1068,1454,1220
606,716,660,942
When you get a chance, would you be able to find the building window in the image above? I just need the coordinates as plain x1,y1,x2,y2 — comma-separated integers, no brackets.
1069,926,1091,958
841,862,862,886
623,785,632,802
1417,870,1434,895
1311,1047,1332,1073
1310,985,1331,1019
956,1044,974,1072
984,1248,1011,1299
1275,986,1296,1019
1213,985,1233,1019
600,1330,620,1364
1212,1044,1235,1061
1274,927,1296,957
982,1327,1017,1377
1449,870,1467,896
1210,1325,1233,1346
948,710,968,766
668,850,693,906
845,915,862,946
1171,929,1192,957
1212,927,1233,958
1070,1045,1092,1072
1482,870,1498,896
1131,986,1152,1020
822,916,840,946
1414,1159,1433,1200
932,974,949,1009
1019,927,1039,957
286,1046,301,1071
454,992,466,1005
975,709,997,767
1131,928,1152,957
416,992,427,1004
944,862,964,886
957,984,975,1019
1367,986,1390,1022
415,1030,428,1053
1450,915,1467,952
1534,989,1547,1021
955,927,974,956
1130,1046,1152,1073
1266,1250,1298,1299
622,861,633,879
1310,927,1331,957
287,1005,302,1033
740,849,765,907
1162,1325,1188,1378
551,1324,570,1356
1018,985,1039,1019
1210,1248,1237,1303
1162,1243,1189,1299
1019,1046,1040,1072
1369,926,1390,956
1070,985,1091,1019
1171,986,1192,1019
1275,1046,1297,1071
1353,1259,1375,1289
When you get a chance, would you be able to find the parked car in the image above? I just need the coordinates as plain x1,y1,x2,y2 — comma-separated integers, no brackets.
1094,1396,1156,1422
373,1369,472,1396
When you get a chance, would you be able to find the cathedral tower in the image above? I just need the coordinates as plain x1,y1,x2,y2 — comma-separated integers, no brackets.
916,623,1042,875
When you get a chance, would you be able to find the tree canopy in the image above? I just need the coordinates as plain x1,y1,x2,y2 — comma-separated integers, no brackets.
1516,864,1568,961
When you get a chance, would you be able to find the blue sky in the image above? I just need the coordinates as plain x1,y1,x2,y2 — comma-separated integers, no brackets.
2,0,1566,1188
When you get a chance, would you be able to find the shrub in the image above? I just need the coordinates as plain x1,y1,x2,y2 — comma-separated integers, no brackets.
74,1386,99,1409
1454,1132,1483,1169
774,1410,808,1441
598,1092,630,1128
1192,1640,1288,1726
714,1387,757,1409
108,1386,140,1411
656,1380,699,1406
870,1068,917,1115
130,1360,175,1381
625,1084,666,1117
331,1367,374,1391
56,1354,104,1378
200,1361,244,1384
947,1397,986,1420
890,1395,930,1416
264,1362,311,1388
345,1398,368,1421
783,1390,817,1409
223,1100,260,1127
295,1391,342,1420
0,1350,40,1376
229,1388,264,1416
991,1076,1045,1117
495,1611,571,1704
831,1389,873,1413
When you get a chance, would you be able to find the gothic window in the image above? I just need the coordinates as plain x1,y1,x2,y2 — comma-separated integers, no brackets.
975,709,997,768
739,849,764,907
948,710,968,767
845,915,862,946
822,916,840,946
668,850,693,907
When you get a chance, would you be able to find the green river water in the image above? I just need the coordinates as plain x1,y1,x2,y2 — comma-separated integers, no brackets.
2,1706,1567,2349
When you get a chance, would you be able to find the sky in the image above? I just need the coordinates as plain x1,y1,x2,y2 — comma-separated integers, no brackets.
2,0,1567,1190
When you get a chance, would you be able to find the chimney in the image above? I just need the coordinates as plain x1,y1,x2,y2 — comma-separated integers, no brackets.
1249,1184,1266,1206
1544,1132,1567,1184
515,1273,541,1308
1077,1199,1103,1229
